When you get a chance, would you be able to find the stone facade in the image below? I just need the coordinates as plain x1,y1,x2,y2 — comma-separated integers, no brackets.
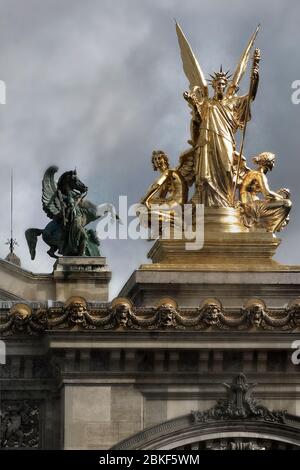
1,241,300,449
0,257,111,303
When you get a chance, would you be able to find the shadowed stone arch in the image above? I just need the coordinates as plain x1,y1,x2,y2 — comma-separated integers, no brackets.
111,374,300,450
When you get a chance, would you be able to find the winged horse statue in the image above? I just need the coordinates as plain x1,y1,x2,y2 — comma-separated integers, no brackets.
25,166,119,259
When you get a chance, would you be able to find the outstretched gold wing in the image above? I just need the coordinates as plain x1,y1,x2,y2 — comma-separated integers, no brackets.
176,148,195,187
176,22,208,96
226,25,260,97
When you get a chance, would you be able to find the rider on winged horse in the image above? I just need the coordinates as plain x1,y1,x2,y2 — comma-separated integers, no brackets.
25,166,119,260
56,168,89,256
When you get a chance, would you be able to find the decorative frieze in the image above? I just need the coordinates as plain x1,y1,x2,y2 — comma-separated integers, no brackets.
1,296,300,335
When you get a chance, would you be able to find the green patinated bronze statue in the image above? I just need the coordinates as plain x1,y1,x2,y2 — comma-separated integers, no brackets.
25,166,118,259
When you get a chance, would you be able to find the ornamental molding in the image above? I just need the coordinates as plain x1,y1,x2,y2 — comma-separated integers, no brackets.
1,297,300,335
192,373,286,424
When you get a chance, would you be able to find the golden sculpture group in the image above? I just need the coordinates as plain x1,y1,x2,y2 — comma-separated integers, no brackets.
139,23,291,235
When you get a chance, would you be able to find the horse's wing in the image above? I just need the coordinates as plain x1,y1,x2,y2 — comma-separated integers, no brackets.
79,200,119,225
78,199,97,225
42,166,61,219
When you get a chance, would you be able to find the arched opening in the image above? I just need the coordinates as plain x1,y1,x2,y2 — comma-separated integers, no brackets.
112,374,300,450
112,416,300,450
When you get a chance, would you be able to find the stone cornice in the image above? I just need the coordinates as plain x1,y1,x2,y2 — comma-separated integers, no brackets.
0,258,52,282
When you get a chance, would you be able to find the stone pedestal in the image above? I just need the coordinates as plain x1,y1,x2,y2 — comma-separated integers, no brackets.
53,257,111,302
147,207,281,269
120,208,300,308
147,232,280,269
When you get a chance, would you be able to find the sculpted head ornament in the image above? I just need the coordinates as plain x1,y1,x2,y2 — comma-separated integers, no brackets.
200,299,222,326
244,299,266,327
111,297,133,327
156,298,178,327
65,296,88,326
8,304,32,333
10,303,32,323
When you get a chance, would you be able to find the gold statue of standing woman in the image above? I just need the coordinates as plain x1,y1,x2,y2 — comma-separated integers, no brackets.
176,23,260,207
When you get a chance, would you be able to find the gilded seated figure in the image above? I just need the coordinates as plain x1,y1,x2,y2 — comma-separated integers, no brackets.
138,150,192,235
240,152,291,232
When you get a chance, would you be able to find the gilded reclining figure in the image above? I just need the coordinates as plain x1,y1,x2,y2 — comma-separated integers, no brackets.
240,152,291,232
138,150,193,235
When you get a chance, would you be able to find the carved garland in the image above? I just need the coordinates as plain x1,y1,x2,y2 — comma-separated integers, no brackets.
1,297,300,335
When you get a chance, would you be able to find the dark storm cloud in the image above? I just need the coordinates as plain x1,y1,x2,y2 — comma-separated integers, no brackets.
0,0,299,298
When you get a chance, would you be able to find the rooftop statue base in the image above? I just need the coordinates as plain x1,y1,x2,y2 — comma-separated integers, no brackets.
145,207,281,270
54,256,111,302
120,208,299,308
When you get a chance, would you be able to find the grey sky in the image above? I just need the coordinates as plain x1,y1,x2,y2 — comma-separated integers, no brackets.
0,0,299,298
